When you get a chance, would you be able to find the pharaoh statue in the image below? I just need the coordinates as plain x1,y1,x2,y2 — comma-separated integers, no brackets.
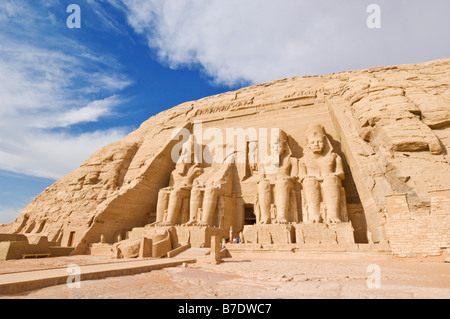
298,124,345,224
255,130,298,224
153,139,203,226
184,149,234,227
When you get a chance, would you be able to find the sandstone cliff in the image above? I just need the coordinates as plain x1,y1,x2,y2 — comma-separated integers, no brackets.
9,58,450,255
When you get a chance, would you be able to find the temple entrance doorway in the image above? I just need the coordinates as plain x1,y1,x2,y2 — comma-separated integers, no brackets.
244,205,256,225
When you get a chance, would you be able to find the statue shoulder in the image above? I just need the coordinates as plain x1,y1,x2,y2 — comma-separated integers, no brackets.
188,164,203,176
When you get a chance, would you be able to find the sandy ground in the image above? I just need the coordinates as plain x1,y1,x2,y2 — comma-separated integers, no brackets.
1,252,449,299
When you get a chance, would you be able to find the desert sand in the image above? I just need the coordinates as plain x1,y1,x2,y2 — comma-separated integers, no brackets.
1,253,448,299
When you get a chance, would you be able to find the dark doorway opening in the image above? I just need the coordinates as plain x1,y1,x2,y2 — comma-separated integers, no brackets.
244,205,256,225
68,231,76,247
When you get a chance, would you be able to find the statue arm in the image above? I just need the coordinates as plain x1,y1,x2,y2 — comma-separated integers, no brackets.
335,155,345,181
298,159,307,182
168,172,175,187
187,165,203,183
290,158,299,179
258,162,266,178
214,165,233,188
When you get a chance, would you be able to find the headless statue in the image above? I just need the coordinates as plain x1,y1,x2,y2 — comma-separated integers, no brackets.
184,162,234,227
299,124,345,223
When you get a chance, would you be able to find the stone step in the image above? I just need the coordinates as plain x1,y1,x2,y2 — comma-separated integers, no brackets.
0,258,196,295
174,248,211,259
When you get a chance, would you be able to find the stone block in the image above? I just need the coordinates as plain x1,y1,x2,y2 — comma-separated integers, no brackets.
242,224,295,245
175,226,228,248
294,222,355,245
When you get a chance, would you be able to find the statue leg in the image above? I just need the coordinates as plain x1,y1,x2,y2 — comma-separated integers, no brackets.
154,190,170,225
322,176,341,223
185,187,203,225
258,180,272,224
198,187,219,226
302,177,321,223
162,189,190,226
274,179,293,224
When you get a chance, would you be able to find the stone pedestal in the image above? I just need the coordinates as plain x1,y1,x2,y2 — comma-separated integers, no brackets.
139,237,152,258
209,236,222,264
175,226,228,248
88,243,114,257
294,222,355,245
242,224,295,245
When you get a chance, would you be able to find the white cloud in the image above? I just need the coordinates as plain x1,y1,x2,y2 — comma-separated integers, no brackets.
0,0,21,23
0,129,129,180
120,0,450,86
0,1,133,180
31,96,124,129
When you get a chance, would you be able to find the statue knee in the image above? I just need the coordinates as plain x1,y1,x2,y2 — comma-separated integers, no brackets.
258,181,272,198
302,177,319,189
275,179,293,190
205,186,219,196
191,188,203,197
323,175,341,187
171,189,186,198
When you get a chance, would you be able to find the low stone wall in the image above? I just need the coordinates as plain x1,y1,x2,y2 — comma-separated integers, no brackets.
0,235,74,260
0,241,50,260
385,190,450,257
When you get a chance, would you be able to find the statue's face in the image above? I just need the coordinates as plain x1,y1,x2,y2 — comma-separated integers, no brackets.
272,135,287,156
175,162,188,174
178,147,189,162
308,134,325,154
177,142,193,165
272,139,279,154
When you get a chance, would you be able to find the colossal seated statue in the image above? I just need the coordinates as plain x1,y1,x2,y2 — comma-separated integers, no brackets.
153,141,203,226
184,161,234,227
255,130,299,224
298,124,346,224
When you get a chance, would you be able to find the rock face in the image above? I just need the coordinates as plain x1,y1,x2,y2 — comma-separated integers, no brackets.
8,58,450,256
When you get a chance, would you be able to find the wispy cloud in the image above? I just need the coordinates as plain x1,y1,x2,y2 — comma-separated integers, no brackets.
0,0,133,180
0,128,129,179
31,95,124,129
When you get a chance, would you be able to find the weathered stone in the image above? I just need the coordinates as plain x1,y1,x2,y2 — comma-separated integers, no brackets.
2,58,449,259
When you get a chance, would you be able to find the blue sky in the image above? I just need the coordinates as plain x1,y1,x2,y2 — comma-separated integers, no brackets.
0,0,449,223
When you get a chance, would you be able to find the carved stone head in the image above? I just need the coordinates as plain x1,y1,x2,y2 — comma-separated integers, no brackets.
306,124,326,154
175,139,193,174
272,129,289,156
175,161,189,174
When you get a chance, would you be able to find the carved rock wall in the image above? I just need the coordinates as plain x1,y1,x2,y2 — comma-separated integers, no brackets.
326,59,450,244
7,58,450,254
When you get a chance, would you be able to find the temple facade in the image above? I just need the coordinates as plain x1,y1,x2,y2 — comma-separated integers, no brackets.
3,58,449,259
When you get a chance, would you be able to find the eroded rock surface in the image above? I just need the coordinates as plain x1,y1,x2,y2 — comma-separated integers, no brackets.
6,58,449,256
